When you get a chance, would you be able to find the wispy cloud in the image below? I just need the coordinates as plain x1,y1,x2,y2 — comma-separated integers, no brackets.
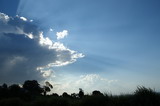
0,13,84,83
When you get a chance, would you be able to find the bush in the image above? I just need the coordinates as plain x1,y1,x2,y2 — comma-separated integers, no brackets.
133,86,160,106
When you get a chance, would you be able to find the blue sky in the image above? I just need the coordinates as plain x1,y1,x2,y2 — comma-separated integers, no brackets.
0,0,160,94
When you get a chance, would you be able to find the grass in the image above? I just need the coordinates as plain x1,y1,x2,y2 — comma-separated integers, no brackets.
0,85,160,106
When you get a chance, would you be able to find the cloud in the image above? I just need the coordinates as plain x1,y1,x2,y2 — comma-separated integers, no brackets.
56,30,68,40
76,74,117,86
19,16,27,21
0,13,84,84
49,28,53,32
50,74,135,95
50,74,118,94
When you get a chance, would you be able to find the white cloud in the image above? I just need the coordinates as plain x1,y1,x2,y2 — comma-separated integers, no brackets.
75,74,117,90
49,28,53,32
39,32,53,47
56,30,68,40
0,13,84,83
19,16,27,21
26,33,34,39
40,69,53,78
49,74,118,94
0,13,9,23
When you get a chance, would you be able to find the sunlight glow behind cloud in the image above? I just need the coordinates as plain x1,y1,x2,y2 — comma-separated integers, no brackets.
14,0,160,95
0,12,84,83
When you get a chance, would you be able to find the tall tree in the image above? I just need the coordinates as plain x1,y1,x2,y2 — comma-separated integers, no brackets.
23,80,43,95
78,88,84,98
43,81,53,95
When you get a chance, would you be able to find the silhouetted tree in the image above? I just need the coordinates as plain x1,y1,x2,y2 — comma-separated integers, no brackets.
9,84,21,97
23,80,43,95
79,88,84,98
1,81,160,106
52,93,59,97
45,81,53,88
43,86,50,96
62,92,70,98
43,81,53,95
0,83,8,98
2,83,8,89
92,90,104,96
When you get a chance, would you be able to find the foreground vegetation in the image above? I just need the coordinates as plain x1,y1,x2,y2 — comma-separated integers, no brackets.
0,80,160,106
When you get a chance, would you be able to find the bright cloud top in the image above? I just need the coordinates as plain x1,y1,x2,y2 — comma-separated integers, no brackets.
0,13,84,83
56,30,68,40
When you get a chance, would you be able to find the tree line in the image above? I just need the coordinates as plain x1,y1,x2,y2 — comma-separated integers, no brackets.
0,80,160,106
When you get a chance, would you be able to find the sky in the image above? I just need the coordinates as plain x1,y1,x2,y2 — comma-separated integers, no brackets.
0,0,160,95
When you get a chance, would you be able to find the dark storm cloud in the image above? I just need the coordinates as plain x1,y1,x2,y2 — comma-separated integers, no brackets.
0,13,84,84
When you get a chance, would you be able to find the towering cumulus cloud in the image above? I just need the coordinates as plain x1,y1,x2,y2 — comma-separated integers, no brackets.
0,13,84,83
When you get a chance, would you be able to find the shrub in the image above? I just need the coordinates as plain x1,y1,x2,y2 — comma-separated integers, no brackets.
133,86,160,106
